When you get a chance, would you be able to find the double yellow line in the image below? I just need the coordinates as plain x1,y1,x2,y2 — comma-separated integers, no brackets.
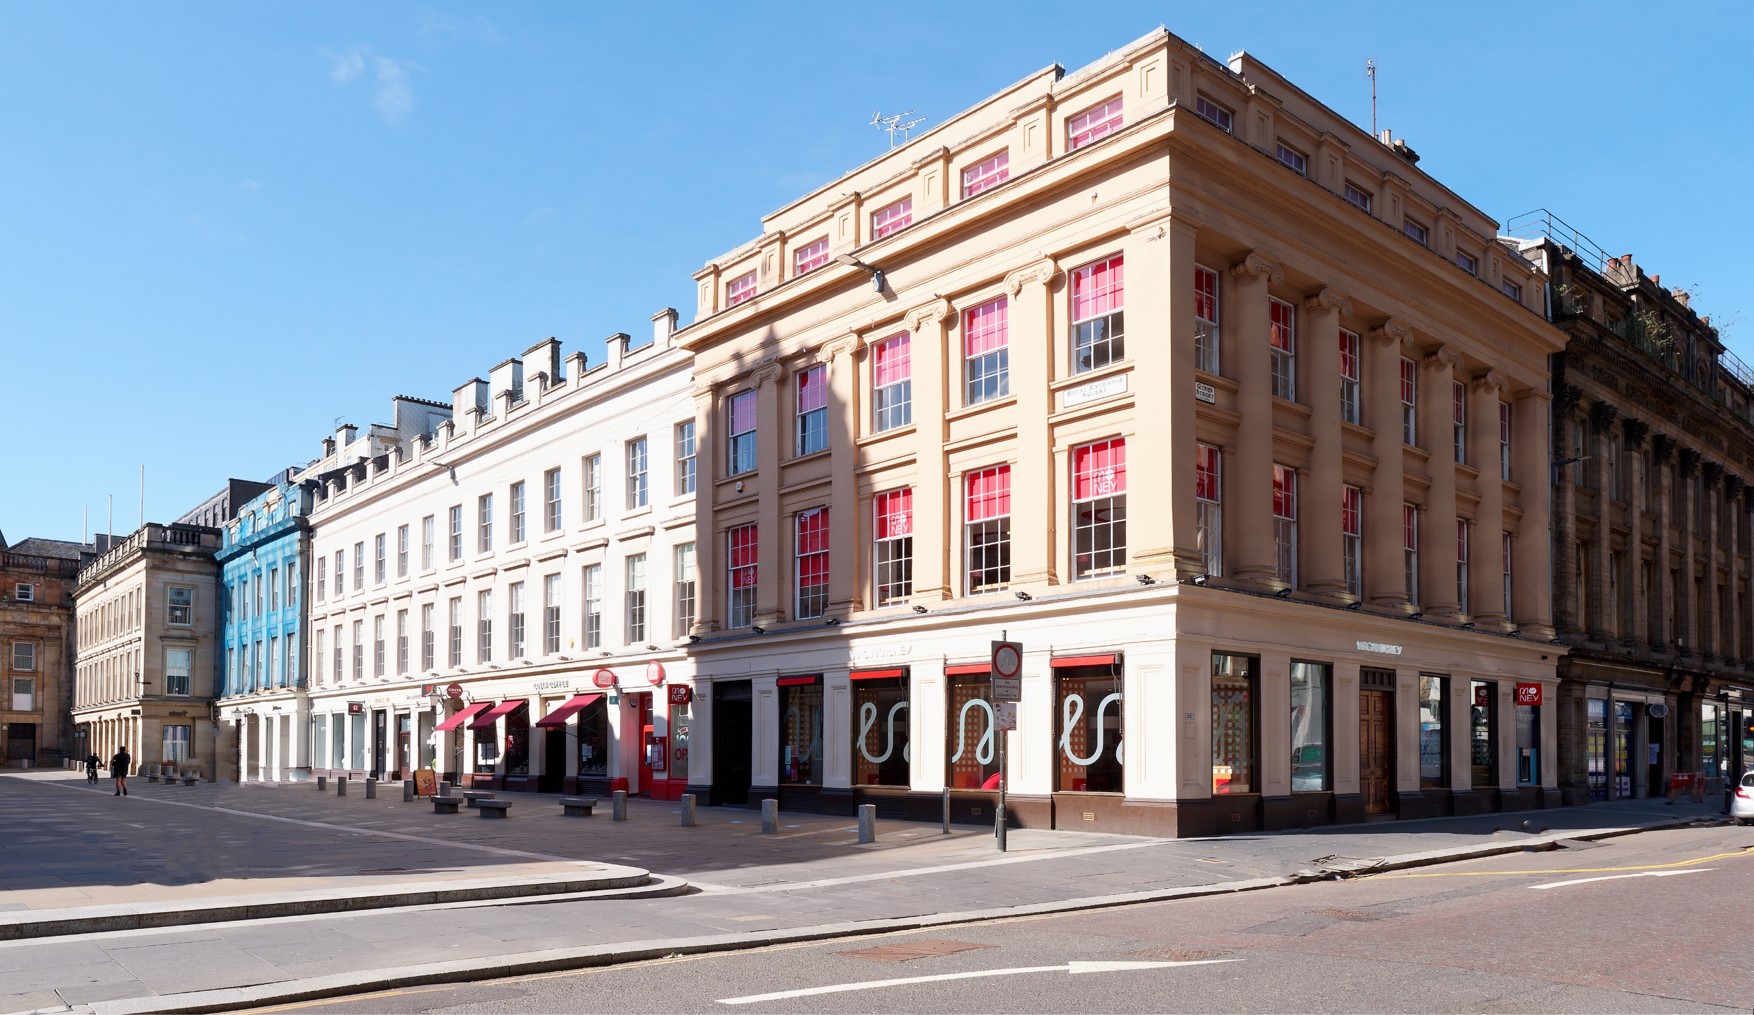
1375,844,1754,879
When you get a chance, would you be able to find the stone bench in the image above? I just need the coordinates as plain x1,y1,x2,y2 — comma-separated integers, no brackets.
477,799,512,819
432,797,462,815
557,796,599,817
460,791,497,808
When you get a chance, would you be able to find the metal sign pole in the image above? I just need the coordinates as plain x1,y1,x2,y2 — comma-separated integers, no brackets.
996,725,1007,852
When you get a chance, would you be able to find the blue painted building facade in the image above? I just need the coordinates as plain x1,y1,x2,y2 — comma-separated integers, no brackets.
215,477,313,781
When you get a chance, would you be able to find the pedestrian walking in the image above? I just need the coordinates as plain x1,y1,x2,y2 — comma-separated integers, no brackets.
84,752,100,784
110,746,131,796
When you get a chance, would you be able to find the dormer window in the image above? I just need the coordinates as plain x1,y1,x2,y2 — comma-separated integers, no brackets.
793,236,830,277
725,270,757,307
1066,95,1123,150
1456,250,1479,276
1344,181,1373,213
871,197,913,240
1502,279,1524,303
1402,217,1429,247
1195,95,1233,134
1275,142,1307,176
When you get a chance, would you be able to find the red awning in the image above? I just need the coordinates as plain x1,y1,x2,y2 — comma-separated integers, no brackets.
944,663,990,676
534,693,603,728
467,700,528,730
1051,654,1119,669
434,702,490,732
849,668,904,681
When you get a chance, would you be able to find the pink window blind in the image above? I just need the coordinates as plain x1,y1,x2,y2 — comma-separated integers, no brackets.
1072,256,1124,321
796,509,829,583
874,334,911,387
1193,266,1219,322
874,489,912,540
797,366,827,413
966,466,1011,521
729,524,758,588
1073,439,1127,501
964,298,1008,357
729,390,757,434
1195,445,1220,501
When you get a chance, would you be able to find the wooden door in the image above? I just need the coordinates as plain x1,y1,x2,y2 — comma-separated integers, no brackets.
1360,690,1393,816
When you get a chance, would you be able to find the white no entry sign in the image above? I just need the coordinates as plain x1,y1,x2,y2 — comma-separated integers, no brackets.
991,640,1022,701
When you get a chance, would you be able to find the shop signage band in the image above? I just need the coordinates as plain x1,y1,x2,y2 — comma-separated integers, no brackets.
1355,640,1403,656
1515,682,1543,706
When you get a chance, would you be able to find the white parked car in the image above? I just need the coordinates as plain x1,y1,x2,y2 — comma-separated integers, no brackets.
1732,772,1754,825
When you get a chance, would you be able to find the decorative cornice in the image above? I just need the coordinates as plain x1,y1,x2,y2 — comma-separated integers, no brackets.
1367,319,1413,348
1589,400,1619,433
1003,258,1059,298
1553,384,1583,419
1725,474,1745,500
1422,346,1463,372
1302,287,1353,317
906,298,954,333
1621,419,1649,447
1702,461,1724,486
1678,447,1701,476
1227,252,1283,287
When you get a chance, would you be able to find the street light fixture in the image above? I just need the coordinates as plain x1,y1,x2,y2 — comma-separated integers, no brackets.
834,253,886,293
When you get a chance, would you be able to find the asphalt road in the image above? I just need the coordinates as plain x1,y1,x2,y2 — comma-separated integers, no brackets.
254,823,1754,1014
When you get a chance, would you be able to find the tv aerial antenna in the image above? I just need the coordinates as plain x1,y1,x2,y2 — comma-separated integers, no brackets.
871,110,926,149
1365,58,1378,137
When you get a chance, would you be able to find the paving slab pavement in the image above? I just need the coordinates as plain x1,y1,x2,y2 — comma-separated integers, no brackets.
0,769,1725,1014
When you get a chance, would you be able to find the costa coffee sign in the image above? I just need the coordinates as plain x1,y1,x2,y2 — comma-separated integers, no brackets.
1515,682,1543,706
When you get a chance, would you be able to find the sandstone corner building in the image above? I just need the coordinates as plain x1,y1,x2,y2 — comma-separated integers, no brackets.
673,28,1562,835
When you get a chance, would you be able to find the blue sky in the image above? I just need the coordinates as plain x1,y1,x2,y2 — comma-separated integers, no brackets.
3,2,1749,543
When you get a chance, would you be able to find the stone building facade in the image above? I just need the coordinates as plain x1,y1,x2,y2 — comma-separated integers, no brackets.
675,28,1563,836
1517,216,1754,802
0,535,84,766
71,524,223,778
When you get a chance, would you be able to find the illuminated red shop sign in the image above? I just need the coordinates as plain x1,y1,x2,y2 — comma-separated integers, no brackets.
668,684,692,706
592,669,616,689
1515,683,1543,706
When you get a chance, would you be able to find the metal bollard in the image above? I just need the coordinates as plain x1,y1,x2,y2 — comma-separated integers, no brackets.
403,780,415,802
858,803,876,844
364,778,377,800
612,789,628,821
316,776,326,791
680,793,697,827
761,798,779,834
337,776,348,797
942,787,951,834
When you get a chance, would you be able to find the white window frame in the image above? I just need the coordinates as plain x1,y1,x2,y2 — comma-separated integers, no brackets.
1194,265,1221,375
626,437,649,510
673,542,696,639
1342,485,1362,598
583,563,603,650
477,590,493,663
727,524,758,629
1339,329,1361,425
872,489,913,607
728,390,758,474
478,494,493,553
168,586,193,626
794,508,829,620
1452,380,1467,464
543,574,562,654
675,421,697,496
508,583,525,659
509,481,526,543
1194,94,1233,133
447,507,462,562
584,454,603,522
795,365,829,455
397,524,410,575
544,468,563,532
1400,357,1418,445
1404,505,1420,605
1197,445,1223,578
872,335,912,432
421,515,435,570
1269,297,1296,400
1071,439,1127,581
1457,520,1470,613
1275,141,1307,175
625,553,648,644
1273,465,1298,587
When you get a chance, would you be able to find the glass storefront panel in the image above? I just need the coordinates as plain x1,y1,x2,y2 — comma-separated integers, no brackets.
1290,661,1329,792
1212,653,1256,795
853,677,909,787
1516,703,1540,786
1470,680,1497,789
1702,702,1721,783
947,674,998,789
1055,667,1122,793
1586,698,1607,797
780,680,822,786
669,700,691,784
313,715,327,770
330,714,345,769
348,713,366,770
474,723,498,771
1418,675,1447,788
1613,700,1634,797
505,704,530,776
577,698,609,778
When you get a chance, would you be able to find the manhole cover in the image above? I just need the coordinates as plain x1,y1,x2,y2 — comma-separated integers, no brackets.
1126,946,1231,962
835,939,998,963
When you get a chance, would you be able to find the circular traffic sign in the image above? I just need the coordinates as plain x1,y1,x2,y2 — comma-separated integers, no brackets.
993,642,1022,679
445,683,464,699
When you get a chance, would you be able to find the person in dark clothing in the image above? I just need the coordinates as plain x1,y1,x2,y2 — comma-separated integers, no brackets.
84,753,100,784
110,746,130,796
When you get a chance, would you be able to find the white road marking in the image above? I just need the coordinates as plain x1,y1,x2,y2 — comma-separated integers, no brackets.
717,958,1238,1004
1530,869,1712,890
689,838,1175,894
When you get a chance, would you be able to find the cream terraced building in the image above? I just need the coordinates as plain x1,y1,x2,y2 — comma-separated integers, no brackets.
676,28,1562,835
301,317,700,799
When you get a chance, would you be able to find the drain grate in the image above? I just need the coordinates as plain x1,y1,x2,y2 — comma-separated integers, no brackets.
1126,946,1231,962
836,939,998,963
1308,908,1385,921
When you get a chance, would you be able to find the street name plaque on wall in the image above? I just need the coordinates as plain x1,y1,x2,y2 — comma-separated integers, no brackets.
1062,374,1127,409
1194,381,1217,404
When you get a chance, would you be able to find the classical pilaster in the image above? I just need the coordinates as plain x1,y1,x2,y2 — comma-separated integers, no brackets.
1650,435,1675,650
1466,370,1508,628
1702,462,1722,663
1302,288,1351,597
907,298,954,602
1723,476,1743,665
1677,448,1699,656
689,383,720,635
1006,259,1060,588
1511,387,1554,640
1419,346,1462,618
1587,401,1617,642
1620,419,1649,649
1124,215,1185,576
1551,388,1581,636
1228,253,1283,586
821,335,860,617
1366,320,1412,610
751,360,786,626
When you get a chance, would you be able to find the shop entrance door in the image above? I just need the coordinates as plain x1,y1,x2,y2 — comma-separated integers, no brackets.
395,715,411,779
1360,689,1394,816
712,681,753,806
634,693,656,796
539,728,565,793
1645,710,1663,799
371,710,388,779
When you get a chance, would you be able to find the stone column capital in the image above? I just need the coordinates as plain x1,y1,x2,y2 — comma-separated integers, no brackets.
1589,400,1619,433
1228,251,1283,286
816,333,859,364
1621,418,1650,447
1367,319,1413,348
1470,368,1509,394
906,298,954,333
1422,345,1463,372
750,360,785,387
1003,258,1060,298
1303,287,1353,316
